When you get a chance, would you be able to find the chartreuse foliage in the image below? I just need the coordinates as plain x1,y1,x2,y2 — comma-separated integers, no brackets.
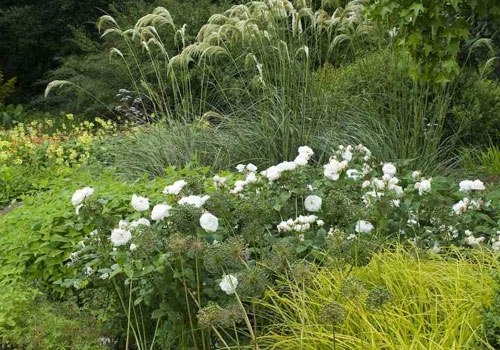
367,0,500,83
255,248,500,349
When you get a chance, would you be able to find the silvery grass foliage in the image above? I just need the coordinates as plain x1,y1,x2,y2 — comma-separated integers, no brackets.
67,144,499,348
47,0,378,168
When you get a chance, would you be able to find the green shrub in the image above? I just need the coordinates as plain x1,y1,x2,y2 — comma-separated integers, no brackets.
450,76,500,147
0,280,110,350
62,144,500,348
480,272,500,349
366,0,500,83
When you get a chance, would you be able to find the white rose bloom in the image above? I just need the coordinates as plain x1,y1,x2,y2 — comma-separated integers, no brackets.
110,228,132,246
71,187,94,206
355,220,374,234
304,195,322,212
382,163,397,177
346,169,361,180
231,180,247,194
131,194,150,212
213,175,227,189
414,178,431,195
452,198,469,215
264,166,281,181
178,195,210,208
277,161,297,172
200,212,219,232
373,178,385,190
246,163,258,172
299,234,305,242
472,179,485,191
298,146,314,159
236,164,246,172
130,218,151,228
411,171,420,180
493,241,500,252
151,203,171,221
163,180,188,195
220,274,238,295
316,219,325,227
129,243,137,252
392,199,401,207
294,154,309,166
119,220,129,229
342,149,353,162
245,172,257,184
458,179,485,192
277,221,291,232
362,180,371,188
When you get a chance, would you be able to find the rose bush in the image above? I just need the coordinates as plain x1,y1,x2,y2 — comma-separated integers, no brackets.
64,144,500,347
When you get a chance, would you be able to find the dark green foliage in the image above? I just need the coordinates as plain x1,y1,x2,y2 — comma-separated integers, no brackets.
481,273,500,348
0,0,132,103
367,0,500,83
450,75,500,146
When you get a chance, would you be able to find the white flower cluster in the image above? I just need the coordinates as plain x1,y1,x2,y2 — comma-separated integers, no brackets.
131,194,150,211
261,146,313,182
231,163,259,194
459,179,485,192
163,180,187,195
414,178,432,196
324,144,371,181
213,175,227,190
452,197,484,215
355,220,374,233
464,229,485,246
178,195,210,208
72,187,94,206
491,231,500,252
277,215,322,233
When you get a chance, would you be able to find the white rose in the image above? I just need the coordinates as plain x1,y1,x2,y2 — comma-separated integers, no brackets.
304,195,322,212
415,178,431,195
151,203,171,221
163,180,187,195
298,146,314,159
220,274,238,295
71,187,94,206
362,180,371,188
119,220,129,229
316,219,325,227
264,166,281,181
110,228,132,246
342,149,353,162
245,172,257,184
382,163,396,177
346,169,361,180
200,212,219,232
294,154,308,166
129,243,137,252
355,220,374,233
130,218,151,228
471,179,485,191
411,171,420,180
277,161,297,172
236,164,246,172
178,195,210,208
131,194,150,212
246,163,258,172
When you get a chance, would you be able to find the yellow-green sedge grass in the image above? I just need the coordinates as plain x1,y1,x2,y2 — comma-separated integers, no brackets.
256,247,499,350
